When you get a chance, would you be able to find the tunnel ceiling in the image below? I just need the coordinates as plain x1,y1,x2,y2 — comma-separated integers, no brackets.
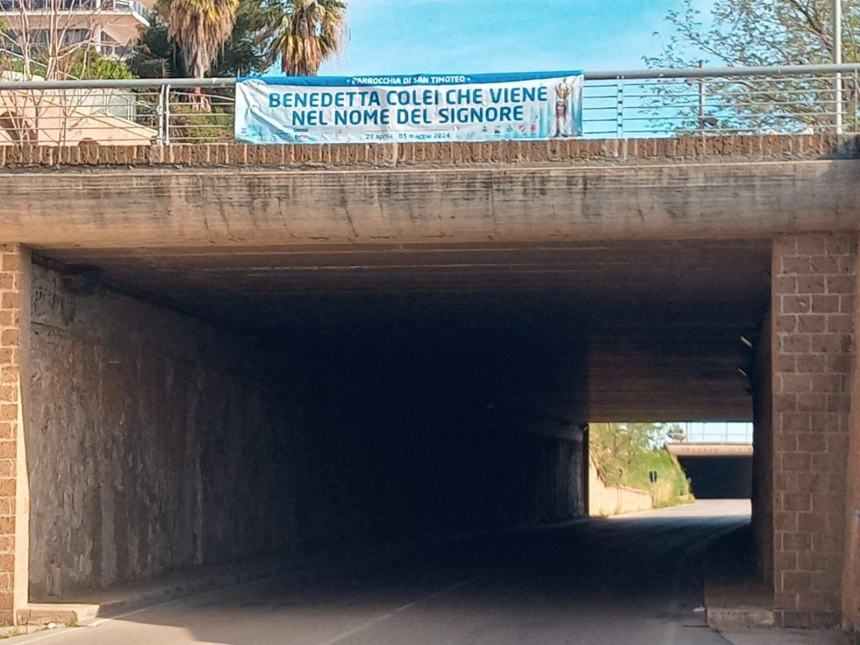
39,239,770,422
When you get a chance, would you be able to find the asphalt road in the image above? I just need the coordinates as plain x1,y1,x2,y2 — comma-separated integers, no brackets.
14,501,754,645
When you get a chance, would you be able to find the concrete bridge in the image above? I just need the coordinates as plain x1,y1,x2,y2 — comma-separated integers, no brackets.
0,134,858,633
666,443,754,499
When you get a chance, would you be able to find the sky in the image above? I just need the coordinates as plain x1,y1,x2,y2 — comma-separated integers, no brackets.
319,0,711,77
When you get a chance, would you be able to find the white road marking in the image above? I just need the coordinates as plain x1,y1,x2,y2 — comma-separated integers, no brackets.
313,577,478,645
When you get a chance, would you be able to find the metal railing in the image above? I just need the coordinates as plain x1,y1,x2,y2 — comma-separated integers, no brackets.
0,0,149,14
670,422,754,445
1,63,860,145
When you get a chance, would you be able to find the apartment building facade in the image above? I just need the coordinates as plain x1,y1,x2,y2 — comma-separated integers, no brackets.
0,0,152,59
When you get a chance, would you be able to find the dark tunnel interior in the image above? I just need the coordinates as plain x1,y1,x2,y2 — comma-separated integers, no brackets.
24,240,771,599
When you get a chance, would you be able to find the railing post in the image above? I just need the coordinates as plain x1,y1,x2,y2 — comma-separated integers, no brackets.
615,76,624,138
852,69,858,133
157,83,170,146
698,60,706,135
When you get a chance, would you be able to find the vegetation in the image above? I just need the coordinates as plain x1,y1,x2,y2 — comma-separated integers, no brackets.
590,423,692,507
271,0,346,74
0,47,133,80
161,0,240,80
131,0,347,78
649,0,860,68
67,53,135,80
648,0,860,132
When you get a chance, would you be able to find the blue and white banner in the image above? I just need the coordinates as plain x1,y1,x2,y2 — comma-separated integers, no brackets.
234,71,583,144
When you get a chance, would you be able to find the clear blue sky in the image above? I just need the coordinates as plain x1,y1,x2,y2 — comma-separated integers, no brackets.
319,0,712,76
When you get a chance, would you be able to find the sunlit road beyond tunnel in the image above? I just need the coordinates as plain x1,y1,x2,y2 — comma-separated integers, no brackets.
11,502,749,645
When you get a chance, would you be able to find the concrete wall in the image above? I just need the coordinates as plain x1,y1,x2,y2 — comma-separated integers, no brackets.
25,264,589,600
588,458,654,517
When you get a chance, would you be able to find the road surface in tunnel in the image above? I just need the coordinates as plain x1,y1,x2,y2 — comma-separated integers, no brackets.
14,502,750,645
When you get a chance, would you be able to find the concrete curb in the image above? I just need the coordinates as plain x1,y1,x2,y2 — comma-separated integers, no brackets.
700,524,776,632
706,604,776,631
16,554,329,627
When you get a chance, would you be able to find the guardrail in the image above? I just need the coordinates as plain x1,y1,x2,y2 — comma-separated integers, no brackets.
669,422,754,445
1,63,859,145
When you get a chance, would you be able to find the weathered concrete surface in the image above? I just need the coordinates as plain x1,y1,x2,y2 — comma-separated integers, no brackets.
1,161,859,248
667,444,754,457
587,456,654,517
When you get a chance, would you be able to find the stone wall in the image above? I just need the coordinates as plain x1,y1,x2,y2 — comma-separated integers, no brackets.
27,265,291,598
771,234,857,627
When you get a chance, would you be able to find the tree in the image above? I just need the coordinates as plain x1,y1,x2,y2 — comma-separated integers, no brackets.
0,2,133,146
161,0,239,80
129,0,274,78
667,424,686,443
646,0,860,132
131,0,348,79
269,0,346,75
589,423,673,481
649,0,859,68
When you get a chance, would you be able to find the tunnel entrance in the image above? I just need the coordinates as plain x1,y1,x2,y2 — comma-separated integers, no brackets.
24,239,772,603
667,422,754,500
587,421,755,517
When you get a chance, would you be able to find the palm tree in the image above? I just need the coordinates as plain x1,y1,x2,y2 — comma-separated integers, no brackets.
271,0,346,76
162,0,239,80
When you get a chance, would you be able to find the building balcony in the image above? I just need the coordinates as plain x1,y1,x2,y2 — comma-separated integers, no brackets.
0,0,151,25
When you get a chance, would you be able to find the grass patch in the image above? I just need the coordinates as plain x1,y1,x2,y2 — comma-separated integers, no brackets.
591,422,693,506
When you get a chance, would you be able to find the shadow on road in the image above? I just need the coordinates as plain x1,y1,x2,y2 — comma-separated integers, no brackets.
14,501,754,645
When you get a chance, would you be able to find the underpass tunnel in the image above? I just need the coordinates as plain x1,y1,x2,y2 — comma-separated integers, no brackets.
673,452,754,499
22,239,774,602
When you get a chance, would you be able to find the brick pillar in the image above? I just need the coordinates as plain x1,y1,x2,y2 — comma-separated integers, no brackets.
0,245,29,623
843,237,860,633
772,233,856,628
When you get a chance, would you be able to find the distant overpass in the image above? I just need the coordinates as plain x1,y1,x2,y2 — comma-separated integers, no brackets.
666,443,753,458
666,443,754,500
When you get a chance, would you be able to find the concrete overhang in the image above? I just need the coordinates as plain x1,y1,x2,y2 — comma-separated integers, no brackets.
1,159,859,248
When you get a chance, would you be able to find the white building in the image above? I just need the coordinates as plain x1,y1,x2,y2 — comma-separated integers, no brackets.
0,0,153,59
